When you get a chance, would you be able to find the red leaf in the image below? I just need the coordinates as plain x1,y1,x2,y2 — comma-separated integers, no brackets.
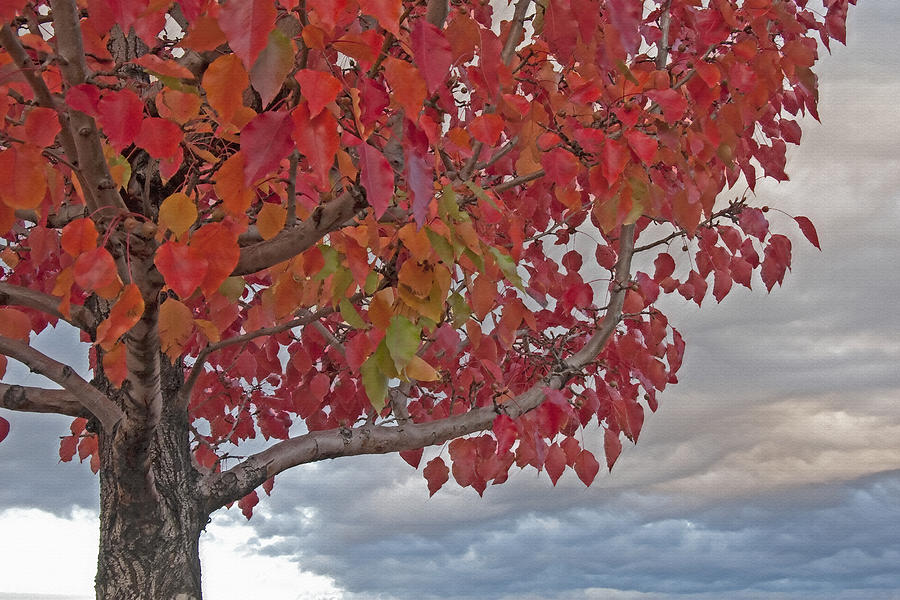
218,0,276,70
738,207,770,241
624,129,657,164
0,416,8,445
544,444,566,486
292,102,340,191
601,139,629,184
155,241,208,299
646,89,688,123
241,111,294,185
573,449,600,485
606,0,642,54
59,434,78,461
134,117,183,159
423,456,450,496
359,143,394,219
399,447,424,469
238,490,259,519
761,234,792,292
97,89,144,150
24,107,61,147
712,268,732,303
73,247,118,292
492,414,517,455
469,114,504,146
410,19,452,95
604,428,622,471
794,215,821,250
294,69,342,118
65,84,101,117
653,253,675,282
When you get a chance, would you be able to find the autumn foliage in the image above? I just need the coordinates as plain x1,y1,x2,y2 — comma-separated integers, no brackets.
0,0,850,546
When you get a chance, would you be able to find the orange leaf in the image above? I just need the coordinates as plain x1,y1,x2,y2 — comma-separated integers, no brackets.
158,298,194,361
404,355,440,382
158,192,197,238
383,57,426,117
96,283,145,350
188,223,240,296
256,202,286,240
0,146,47,209
398,260,433,298
61,218,99,257
215,152,255,216
397,223,432,261
102,342,128,388
180,15,227,52
469,275,495,319
156,89,202,124
0,307,31,340
203,54,249,124
294,69,342,118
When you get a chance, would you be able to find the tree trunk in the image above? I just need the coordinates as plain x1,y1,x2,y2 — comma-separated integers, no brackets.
94,364,207,600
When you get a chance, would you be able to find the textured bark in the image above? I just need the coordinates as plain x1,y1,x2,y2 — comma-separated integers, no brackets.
95,361,205,600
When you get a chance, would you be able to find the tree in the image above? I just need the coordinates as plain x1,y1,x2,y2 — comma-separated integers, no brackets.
0,0,854,597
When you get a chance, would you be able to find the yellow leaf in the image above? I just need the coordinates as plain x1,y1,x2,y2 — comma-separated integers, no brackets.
404,355,440,382
158,299,194,361
158,192,198,238
256,202,287,240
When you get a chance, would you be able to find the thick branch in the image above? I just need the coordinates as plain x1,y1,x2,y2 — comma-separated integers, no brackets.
233,188,367,276
49,0,128,215
201,225,637,511
0,334,121,429
0,282,96,331
0,382,90,417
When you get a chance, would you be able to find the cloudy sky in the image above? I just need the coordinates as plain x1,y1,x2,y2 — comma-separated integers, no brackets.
1,2,898,599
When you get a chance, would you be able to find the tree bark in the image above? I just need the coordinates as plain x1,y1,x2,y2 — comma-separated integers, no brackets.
94,362,206,600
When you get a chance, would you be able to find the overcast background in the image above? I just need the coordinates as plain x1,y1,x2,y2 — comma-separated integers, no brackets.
1,1,898,599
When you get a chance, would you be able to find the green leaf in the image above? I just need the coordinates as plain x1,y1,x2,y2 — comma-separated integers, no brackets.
339,299,367,329
437,185,463,221
464,181,500,211
425,227,455,264
488,247,523,289
330,266,354,305
385,315,421,372
364,271,380,295
448,291,472,327
360,354,388,411
315,245,339,280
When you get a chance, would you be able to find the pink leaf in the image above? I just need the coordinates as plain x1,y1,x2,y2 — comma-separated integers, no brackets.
359,143,394,219
407,152,432,228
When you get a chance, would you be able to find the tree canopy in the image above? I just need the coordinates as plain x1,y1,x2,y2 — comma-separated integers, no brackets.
0,0,854,597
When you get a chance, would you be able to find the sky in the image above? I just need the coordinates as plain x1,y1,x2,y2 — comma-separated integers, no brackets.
1,2,899,599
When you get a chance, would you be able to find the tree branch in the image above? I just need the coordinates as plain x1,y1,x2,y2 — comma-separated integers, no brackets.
0,334,121,429
200,225,636,511
0,382,90,418
177,304,340,410
0,282,96,332
232,187,367,276
0,24,81,171
49,0,128,215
